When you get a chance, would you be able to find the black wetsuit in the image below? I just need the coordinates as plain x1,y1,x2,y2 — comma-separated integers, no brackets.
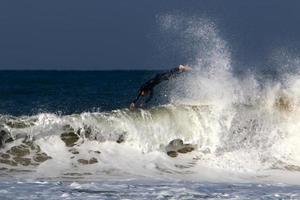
132,67,183,105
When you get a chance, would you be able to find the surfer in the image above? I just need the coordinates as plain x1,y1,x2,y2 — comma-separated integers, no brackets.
130,64,191,110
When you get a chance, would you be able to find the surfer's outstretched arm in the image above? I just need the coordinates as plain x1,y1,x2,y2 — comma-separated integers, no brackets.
130,92,142,110
159,64,192,81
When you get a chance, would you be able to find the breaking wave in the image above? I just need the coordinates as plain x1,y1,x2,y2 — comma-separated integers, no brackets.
1,98,300,184
2,15,300,184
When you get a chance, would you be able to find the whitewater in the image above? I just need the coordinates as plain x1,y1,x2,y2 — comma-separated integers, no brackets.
1,15,300,199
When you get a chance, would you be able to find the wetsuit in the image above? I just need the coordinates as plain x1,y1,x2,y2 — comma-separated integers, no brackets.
132,67,183,106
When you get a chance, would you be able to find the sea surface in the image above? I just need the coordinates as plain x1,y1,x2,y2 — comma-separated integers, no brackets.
0,71,156,116
1,70,300,199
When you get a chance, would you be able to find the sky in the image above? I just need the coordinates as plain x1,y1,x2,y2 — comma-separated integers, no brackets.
0,0,300,70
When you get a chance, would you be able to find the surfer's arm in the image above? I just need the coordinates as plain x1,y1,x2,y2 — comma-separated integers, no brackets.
160,65,191,81
130,92,142,110
132,94,141,104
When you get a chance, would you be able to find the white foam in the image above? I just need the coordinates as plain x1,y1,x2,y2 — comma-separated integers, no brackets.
3,16,300,184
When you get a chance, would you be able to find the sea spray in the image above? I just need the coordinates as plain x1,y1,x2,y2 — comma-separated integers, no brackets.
2,16,300,184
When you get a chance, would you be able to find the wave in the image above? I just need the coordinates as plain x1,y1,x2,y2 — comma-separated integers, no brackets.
2,15,300,184
1,100,300,183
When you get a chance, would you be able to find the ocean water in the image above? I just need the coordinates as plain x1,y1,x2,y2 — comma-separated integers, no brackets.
0,71,156,116
2,18,300,199
1,70,300,199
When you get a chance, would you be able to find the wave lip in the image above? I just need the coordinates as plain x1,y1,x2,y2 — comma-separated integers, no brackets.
0,102,300,184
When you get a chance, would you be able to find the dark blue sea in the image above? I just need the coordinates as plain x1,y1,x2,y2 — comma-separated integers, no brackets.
0,71,158,116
